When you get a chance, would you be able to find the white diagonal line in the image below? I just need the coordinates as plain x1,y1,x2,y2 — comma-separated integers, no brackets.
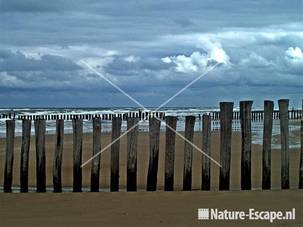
81,61,145,109
81,60,218,112
79,60,221,168
155,62,219,111
81,121,141,168
156,115,221,167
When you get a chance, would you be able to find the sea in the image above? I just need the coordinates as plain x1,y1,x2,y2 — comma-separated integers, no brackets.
0,107,301,149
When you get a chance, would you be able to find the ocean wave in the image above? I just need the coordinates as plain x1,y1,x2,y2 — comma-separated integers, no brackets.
0,108,301,149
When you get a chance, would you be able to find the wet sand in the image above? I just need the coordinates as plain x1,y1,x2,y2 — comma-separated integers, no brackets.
0,132,302,226
1,190,303,227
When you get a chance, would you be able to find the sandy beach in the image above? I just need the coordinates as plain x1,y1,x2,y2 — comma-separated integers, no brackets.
0,132,302,226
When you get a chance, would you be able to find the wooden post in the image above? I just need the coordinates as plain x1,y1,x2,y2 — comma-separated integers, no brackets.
91,118,101,192
262,101,274,190
20,119,31,192
73,119,83,192
278,99,290,189
127,118,139,191
219,102,233,191
3,120,15,192
53,119,64,192
35,119,46,192
202,115,211,190
299,120,303,189
183,116,195,191
164,116,177,191
146,118,161,191
240,101,253,190
111,117,122,192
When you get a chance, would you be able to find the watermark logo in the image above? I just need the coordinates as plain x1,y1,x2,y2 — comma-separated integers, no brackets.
198,208,210,220
198,208,295,223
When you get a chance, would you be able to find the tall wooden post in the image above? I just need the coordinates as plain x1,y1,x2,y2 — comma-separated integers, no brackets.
20,120,31,192
146,118,161,191
219,102,233,190
183,116,195,191
90,118,102,192
127,118,139,191
299,99,303,189
262,101,274,190
164,116,177,191
53,119,64,192
4,120,15,192
202,115,211,190
278,99,289,189
111,117,122,192
35,119,46,192
299,120,303,189
73,119,83,192
240,101,253,190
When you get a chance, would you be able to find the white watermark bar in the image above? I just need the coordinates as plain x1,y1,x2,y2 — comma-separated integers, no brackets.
198,208,295,223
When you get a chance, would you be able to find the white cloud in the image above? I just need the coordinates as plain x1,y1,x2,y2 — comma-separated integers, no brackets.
79,57,114,68
240,52,272,67
209,46,230,64
161,56,172,64
282,46,303,74
124,55,140,63
162,52,206,73
285,46,303,60
0,72,22,87
162,47,229,73
174,54,198,73
18,45,120,61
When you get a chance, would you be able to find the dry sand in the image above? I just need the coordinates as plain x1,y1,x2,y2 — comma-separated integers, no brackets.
0,132,302,226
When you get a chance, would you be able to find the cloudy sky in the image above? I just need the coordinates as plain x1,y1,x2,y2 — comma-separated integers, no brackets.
0,0,303,108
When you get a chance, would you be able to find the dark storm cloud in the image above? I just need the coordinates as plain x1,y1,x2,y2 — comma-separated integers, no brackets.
0,49,79,71
103,56,170,77
0,1,65,12
0,0,303,106
1,0,303,46
0,49,109,90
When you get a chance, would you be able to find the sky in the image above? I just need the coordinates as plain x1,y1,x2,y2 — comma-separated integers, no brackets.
0,0,303,108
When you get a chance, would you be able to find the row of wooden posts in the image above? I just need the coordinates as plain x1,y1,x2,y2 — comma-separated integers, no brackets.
0,109,302,122
2,99,303,192
0,111,166,121
211,109,303,121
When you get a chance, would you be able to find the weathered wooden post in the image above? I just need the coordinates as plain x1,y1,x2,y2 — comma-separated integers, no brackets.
127,118,139,191
165,116,177,191
278,99,290,189
299,120,303,189
299,98,303,189
262,101,274,190
240,101,253,190
20,119,31,192
219,102,233,190
90,118,102,192
53,119,64,192
183,116,195,191
73,119,83,192
35,119,46,192
111,117,122,192
202,115,211,190
147,118,161,191
4,120,15,192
